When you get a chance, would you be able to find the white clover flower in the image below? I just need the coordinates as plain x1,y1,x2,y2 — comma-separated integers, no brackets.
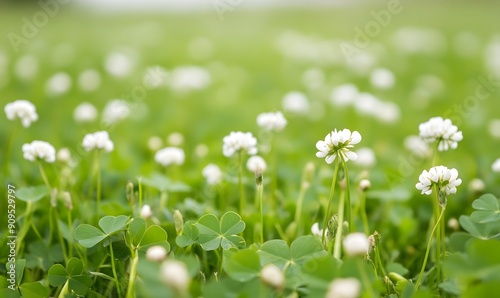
147,136,163,151
82,131,114,152
22,140,56,163
359,179,371,191
343,232,370,257
73,102,98,123
260,264,284,289
468,178,485,192
143,66,168,89
448,218,460,230
302,67,325,90
404,135,432,158
488,119,500,139
46,72,72,95
202,164,223,185
160,260,190,292
140,204,153,219
102,99,130,125
374,101,401,123
282,92,310,115
15,55,38,81
146,245,167,262
256,111,287,132
4,99,38,127
330,84,359,107
105,52,133,77
195,144,209,158
57,148,71,163
353,148,376,167
311,222,323,237
419,117,463,151
415,165,462,196
316,129,362,164
326,278,361,298
492,159,500,172
246,155,267,174
78,69,101,92
168,132,184,146
169,66,211,92
370,68,395,89
155,147,185,167
222,131,258,157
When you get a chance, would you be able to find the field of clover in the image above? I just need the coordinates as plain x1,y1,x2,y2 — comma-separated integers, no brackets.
2,1,500,297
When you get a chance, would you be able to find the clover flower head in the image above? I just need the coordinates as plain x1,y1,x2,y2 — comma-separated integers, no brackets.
222,131,258,157
82,131,114,152
22,140,56,163
169,66,211,92
492,158,500,172
353,147,376,167
311,222,323,237
256,111,287,132
326,278,361,298
46,72,72,95
102,99,130,125
246,155,267,174
146,245,167,262
418,117,463,151
315,129,362,164
160,260,190,292
202,163,223,185
415,165,462,196
140,204,153,219
4,99,38,127
343,232,370,257
282,92,310,115
260,264,284,289
78,69,101,92
73,102,98,123
330,84,359,107
154,147,185,167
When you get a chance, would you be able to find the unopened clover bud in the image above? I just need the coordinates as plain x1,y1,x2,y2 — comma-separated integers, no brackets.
126,181,134,203
62,191,73,210
140,204,152,219
260,264,284,290
326,278,361,298
146,245,167,262
468,178,485,192
50,188,58,208
174,210,184,235
255,173,263,186
343,232,370,257
447,218,459,231
160,260,190,293
359,179,371,191
57,147,71,163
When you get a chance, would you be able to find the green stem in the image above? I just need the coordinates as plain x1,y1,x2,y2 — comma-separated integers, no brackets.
54,208,68,263
160,191,168,210
67,211,73,258
360,191,369,235
258,183,264,243
374,242,387,277
341,159,352,232
415,205,446,291
138,177,143,216
294,183,307,236
333,191,345,259
321,159,340,246
109,240,122,297
238,151,244,215
433,194,441,288
357,259,376,297
126,251,139,298
57,280,69,298
95,151,101,217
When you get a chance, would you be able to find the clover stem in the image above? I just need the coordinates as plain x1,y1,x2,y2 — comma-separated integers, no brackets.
294,182,307,236
360,191,369,235
333,190,345,259
238,151,244,215
126,250,139,298
67,210,73,258
321,159,340,247
258,182,264,243
357,259,376,297
137,177,143,216
415,204,446,291
57,280,69,298
341,159,352,232
109,240,122,297
374,236,387,277
95,151,102,218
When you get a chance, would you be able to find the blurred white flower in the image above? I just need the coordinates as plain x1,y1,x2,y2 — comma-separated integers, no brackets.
82,131,114,152
282,92,310,115
311,222,322,237
222,131,258,157
392,27,446,55
370,68,395,89
155,147,185,167
105,52,132,77
143,66,168,89
343,232,370,257
416,165,462,196
326,278,361,298
46,72,72,95
374,101,400,123
22,140,56,163
140,204,153,219
468,178,485,192
57,148,71,163
359,179,371,191
256,111,287,132
73,102,98,123
146,245,167,262
202,164,223,185
354,93,379,116
302,67,325,90
78,69,101,92
492,159,500,172
316,129,362,164
488,119,500,139
330,84,359,107
419,117,463,151
168,132,184,146
260,264,284,289
195,144,209,158
246,155,267,174
448,218,460,231
169,66,211,92
160,260,190,292
14,55,38,81
404,135,432,157
4,99,38,127
353,148,376,167
484,37,500,78
102,99,130,125
147,136,163,151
